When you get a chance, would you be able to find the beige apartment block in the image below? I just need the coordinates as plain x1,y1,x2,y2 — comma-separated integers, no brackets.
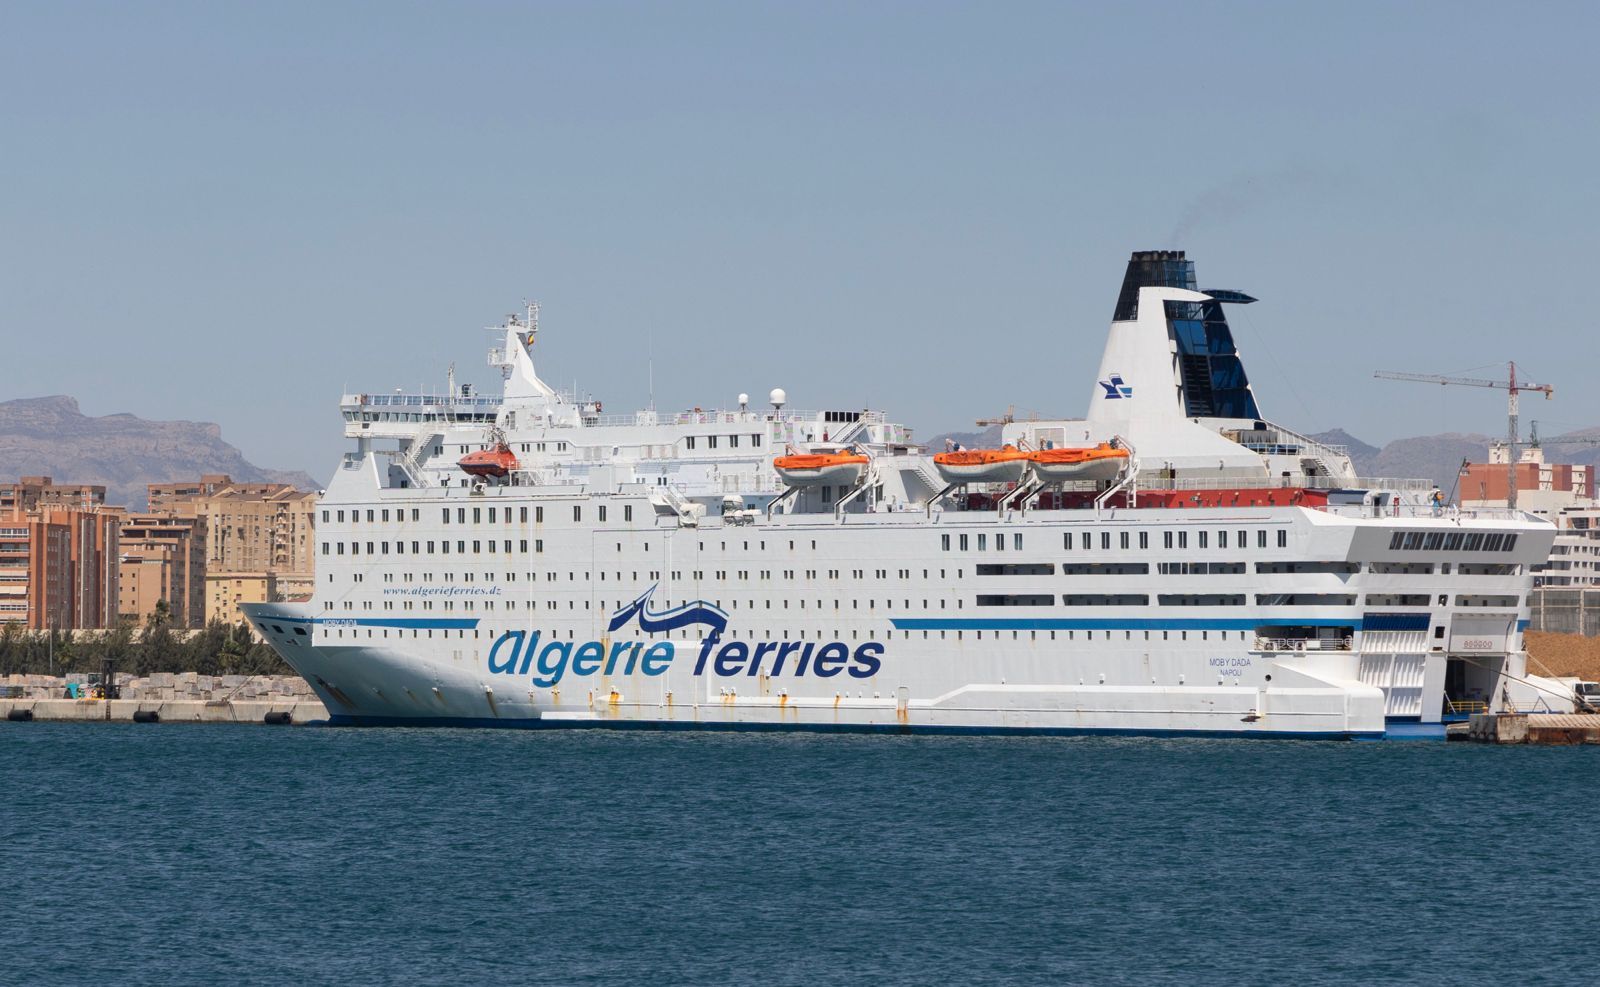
205,571,276,625
119,513,206,629
148,476,316,577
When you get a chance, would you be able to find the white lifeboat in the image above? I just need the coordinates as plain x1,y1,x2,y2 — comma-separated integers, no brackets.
772,449,868,487
932,446,1030,485
1027,443,1129,482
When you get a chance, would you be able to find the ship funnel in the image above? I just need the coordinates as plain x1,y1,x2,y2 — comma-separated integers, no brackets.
1089,250,1261,424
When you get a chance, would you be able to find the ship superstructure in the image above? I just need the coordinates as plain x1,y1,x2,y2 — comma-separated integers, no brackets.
245,252,1559,738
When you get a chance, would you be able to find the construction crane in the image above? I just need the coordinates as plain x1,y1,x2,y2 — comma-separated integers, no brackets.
1529,421,1600,447
1374,362,1553,510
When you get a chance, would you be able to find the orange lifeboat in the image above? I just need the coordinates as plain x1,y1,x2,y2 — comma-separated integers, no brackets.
458,443,520,479
932,445,1030,485
1027,442,1129,482
773,449,868,487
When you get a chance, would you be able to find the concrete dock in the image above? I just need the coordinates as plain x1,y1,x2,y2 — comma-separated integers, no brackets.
3,697,328,724
2,672,328,725
1454,712,1600,745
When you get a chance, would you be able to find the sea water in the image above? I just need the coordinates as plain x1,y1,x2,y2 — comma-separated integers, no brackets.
3,725,1596,985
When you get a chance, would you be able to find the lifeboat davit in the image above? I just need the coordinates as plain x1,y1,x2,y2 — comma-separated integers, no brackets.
773,449,868,487
932,445,1030,485
458,444,520,479
1028,443,1129,482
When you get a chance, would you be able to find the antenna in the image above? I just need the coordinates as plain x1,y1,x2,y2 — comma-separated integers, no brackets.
648,333,655,413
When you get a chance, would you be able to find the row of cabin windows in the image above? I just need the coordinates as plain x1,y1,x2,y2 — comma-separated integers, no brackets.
975,593,1358,607
683,435,763,450
321,504,637,526
1388,530,1518,552
326,539,546,556
938,533,1024,552
317,625,1252,645
939,529,1289,552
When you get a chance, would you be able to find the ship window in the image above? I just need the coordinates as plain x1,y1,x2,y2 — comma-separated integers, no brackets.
442,509,450,524
959,534,968,551
337,543,344,555
1120,532,1129,550
520,507,528,523
1014,533,1023,551
457,508,466,524
1100,532,1110,550
1277,530,1288,548
1062,594,1149,606
685,437,696,450
1164,531,1173,549
1081,532,1091,550
941,534,950,551
1258,530,1267,548
995,534,1005,552
367,510,374,522
752,434,762,447
1218,531,1228,548
574,506,582,522
412,541,419,553
338,510,345,522
708,436,718,449
1445,532,1464,550
624,505,633,523
1198,532,1208,549
489,508,498,523
382,509,390,522
1389,532,1404,550
977,594,1053,607
599,506,607,523
1503,534,1518,552
977,534,987,551
1139,531,1149,550
729,435,739,448
1177,532,1187,549
322,542,329,555
322,510,329,523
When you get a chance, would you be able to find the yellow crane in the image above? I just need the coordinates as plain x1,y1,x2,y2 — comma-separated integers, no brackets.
1374,362,1553,510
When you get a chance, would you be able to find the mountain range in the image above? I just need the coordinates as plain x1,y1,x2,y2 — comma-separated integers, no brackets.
0,396,319,511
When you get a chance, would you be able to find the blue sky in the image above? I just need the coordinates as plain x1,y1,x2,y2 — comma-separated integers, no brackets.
3,1,1596,477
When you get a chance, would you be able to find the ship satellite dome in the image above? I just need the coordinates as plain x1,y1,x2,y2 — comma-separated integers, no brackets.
770,387,787,409
738,393,749,409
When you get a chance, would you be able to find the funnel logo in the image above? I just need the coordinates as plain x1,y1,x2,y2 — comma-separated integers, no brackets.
486,584,883,687
1099,373,1133,399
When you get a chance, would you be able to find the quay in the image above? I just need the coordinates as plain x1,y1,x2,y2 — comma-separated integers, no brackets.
2,673,328,725
1451,712,1600,745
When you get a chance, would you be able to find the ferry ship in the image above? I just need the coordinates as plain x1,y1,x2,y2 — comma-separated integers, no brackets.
244,251,1560,738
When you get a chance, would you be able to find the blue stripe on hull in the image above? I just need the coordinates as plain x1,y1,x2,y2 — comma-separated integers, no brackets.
322,713,1382,741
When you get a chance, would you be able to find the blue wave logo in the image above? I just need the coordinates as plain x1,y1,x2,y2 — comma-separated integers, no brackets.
1098,373,1132,399
608,584,728,637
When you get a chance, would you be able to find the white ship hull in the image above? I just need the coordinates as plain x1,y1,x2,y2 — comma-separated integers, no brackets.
250,251,1559,740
